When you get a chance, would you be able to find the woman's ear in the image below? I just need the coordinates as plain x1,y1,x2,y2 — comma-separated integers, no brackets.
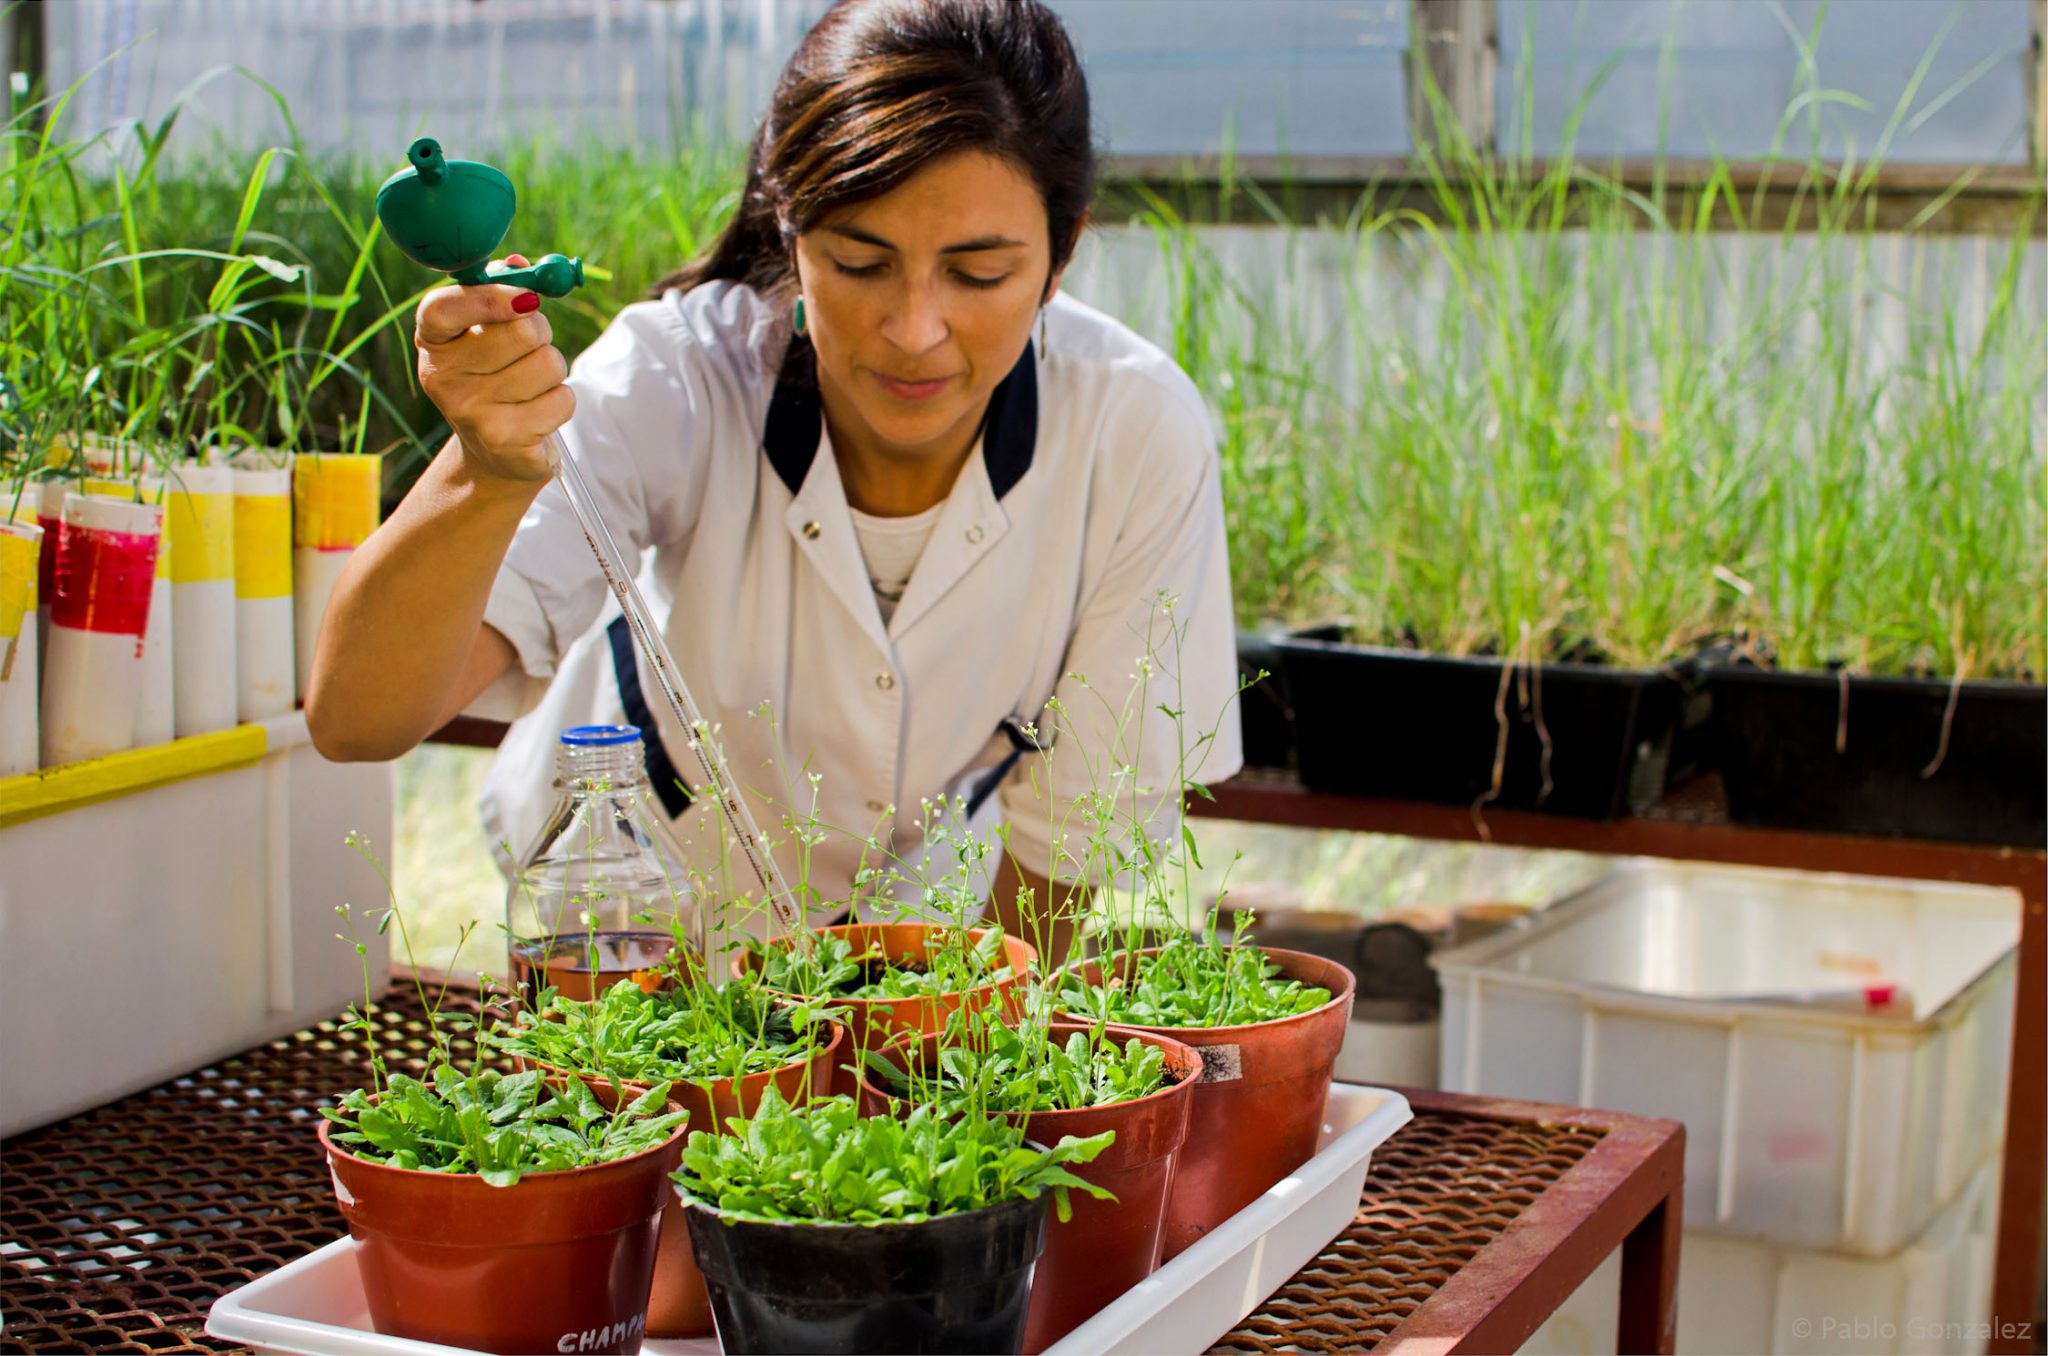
1042,208,1092,304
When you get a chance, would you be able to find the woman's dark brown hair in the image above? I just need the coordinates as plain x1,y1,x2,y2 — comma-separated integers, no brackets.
651,0,1093,302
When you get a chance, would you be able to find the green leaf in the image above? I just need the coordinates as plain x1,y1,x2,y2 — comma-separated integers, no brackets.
227,148,276,255
623,1080,674,1119
861,1049,907,1080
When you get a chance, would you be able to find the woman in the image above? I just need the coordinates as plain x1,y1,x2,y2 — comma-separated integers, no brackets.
307,0,1240,961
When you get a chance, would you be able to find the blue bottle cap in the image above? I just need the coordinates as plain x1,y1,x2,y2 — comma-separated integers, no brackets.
560,724,641,746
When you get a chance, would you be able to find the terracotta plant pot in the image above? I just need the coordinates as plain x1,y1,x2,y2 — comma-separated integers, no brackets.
1060,946,1356,1258
741,923,1037,1083
318,1105,686,1354
681,1193,1046,1355
541,1018,845,1339
857,1022,1201,1353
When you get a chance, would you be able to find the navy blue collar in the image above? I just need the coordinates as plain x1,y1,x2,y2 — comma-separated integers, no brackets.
762,340,1038,501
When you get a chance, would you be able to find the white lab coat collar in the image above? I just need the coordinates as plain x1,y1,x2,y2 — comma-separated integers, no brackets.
888,450,1010,640
783,425,1016,647
783,433,888,654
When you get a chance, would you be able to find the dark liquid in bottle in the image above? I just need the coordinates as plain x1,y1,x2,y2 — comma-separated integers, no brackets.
509,929,677,1005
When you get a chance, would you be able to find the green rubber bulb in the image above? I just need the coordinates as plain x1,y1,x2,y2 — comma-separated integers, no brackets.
375,137,585,296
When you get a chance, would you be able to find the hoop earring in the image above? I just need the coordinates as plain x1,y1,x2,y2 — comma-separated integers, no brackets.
793,296,808,336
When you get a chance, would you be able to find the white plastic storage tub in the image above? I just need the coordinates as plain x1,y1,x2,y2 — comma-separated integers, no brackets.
1433,861,2017,1256
1520,1157,2002,1356
0,713,391,1137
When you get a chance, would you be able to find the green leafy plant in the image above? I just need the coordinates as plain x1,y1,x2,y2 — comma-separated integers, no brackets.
750,924,1013,1002
672,1086,1113,1225
1054,930,1329,1029
322,834,685,1189
864,1005,1173,1117
321,1065,685,1187
488,974,842,1088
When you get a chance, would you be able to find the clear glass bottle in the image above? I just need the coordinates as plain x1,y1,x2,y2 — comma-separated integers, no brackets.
506,724,696,1002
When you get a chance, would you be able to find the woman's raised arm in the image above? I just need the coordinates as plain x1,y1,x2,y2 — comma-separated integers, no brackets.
306,264,573,761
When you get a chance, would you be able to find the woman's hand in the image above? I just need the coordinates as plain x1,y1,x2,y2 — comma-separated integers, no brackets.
415,253,576,484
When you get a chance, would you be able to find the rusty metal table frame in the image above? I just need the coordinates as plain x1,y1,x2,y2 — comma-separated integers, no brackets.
1223,1087,1685,1355
1190,771,2048,1356
1,988,1684,1356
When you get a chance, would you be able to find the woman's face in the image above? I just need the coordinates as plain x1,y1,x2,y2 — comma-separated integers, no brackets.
795,151,1060,471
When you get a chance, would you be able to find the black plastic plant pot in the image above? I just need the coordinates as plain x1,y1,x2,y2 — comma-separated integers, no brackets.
1274,625,1690,819
680,1194,1047,1355
1236,629,1296,771
1708,664,2047,848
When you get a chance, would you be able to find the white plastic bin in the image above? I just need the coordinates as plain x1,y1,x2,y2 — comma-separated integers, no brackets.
0,712,391,1137
1521,1157,2002,1356
1433,861,2018,1256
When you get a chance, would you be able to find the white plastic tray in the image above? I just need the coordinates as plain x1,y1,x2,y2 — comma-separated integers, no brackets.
207,1083,1412,1356
1046,1082,1411,1354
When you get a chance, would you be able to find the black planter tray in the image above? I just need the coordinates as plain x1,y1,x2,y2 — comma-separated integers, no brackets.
1236,630,1296,772
1707,664,2046,848
1273,625,1695,820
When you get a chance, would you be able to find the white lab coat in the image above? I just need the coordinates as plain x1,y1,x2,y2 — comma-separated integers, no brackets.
472,282,1241,922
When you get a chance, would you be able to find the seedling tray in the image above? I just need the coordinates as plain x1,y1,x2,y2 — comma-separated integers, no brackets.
1275,625,1694,819
207,1084,1411,1356
1707,664,2047,847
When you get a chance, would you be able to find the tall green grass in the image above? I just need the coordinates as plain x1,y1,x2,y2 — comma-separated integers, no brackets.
2,63,742,489
1134,106,2044,679
4,65,413,482
7,58,2040,681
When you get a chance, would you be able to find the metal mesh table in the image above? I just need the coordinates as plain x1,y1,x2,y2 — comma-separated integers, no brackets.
1,989,1682,1355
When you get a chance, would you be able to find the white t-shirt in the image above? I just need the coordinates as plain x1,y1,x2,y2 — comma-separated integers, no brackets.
470,282,1241,922
849,500,943,624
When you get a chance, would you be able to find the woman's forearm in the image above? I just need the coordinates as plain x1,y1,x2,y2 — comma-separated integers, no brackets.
305,438,542,761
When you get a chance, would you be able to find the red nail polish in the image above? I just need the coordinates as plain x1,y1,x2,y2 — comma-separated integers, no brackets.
512,291,541,314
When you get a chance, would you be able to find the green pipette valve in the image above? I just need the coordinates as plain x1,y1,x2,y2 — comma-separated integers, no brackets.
375,137,584,296
499,252,585,295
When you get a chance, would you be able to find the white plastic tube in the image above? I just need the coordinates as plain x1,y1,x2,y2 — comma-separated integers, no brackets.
136,476,176,746
87,475,175,748
33,478,67,683
0,518,43,775
545,430,800,931
234,461,294,722
41,493,163,766
54,433,128,478
292,550,350,704
167,463,237,737
291,454,380,704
